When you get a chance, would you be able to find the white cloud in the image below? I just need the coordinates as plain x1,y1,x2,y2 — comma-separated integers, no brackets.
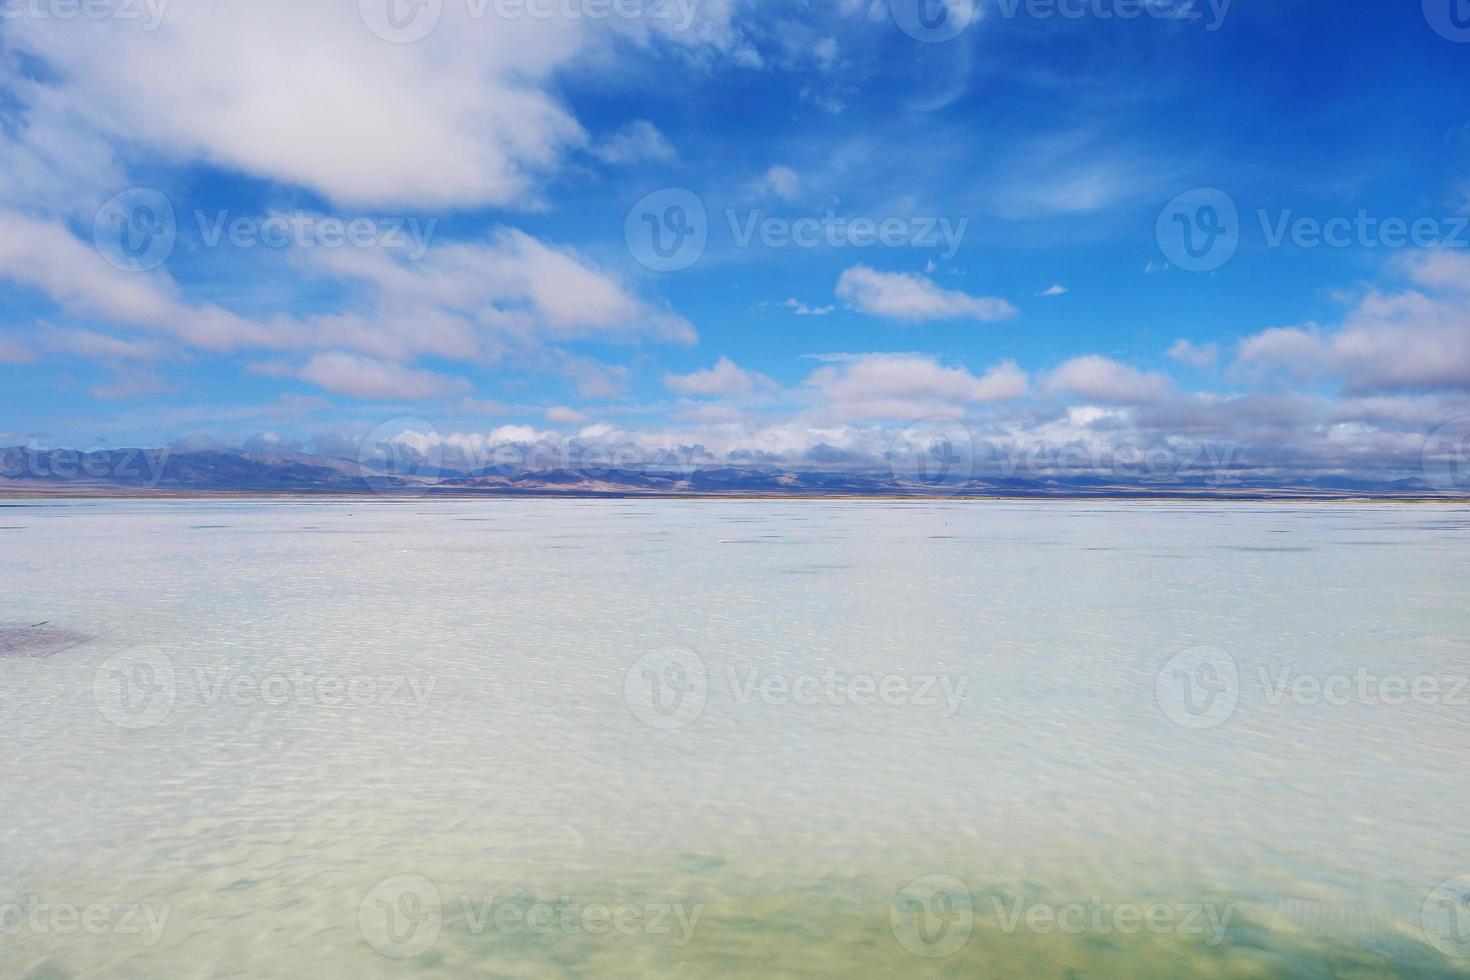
592,120,677,165
835,266,1018,323
665,356,776,397
43,327,168,362
1038,284,1067,297
806,353,1029,420
1044,355,1171,404
0,211,311,351
755,165,801,201
786,298,834,316
559,357,632,399
0,3,752,210
306,227,696,350
813,37,839,70
90,368,169,401
298,352,469,400
1167,339,1220,369
1236,251,1470,393
0,332,36,363
546,405,593,425
0,213,694,382
459,397,512,416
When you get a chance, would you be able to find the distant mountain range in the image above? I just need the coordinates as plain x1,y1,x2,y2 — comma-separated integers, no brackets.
1,446,1462,499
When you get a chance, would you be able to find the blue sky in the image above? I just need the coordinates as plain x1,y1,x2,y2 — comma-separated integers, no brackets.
1,0,1469,481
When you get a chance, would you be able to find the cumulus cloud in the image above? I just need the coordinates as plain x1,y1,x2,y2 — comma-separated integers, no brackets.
546,405,593,425
0,3,751,211
559,357,632,399
43,327,169,362
805,353,1029,420
1236,251,1470,393
0,213,693,383
665,356,776,397
90,367,170,400
786,299,834,316
592,120,677,165
835,266,1018,323
755,165,801,201
298,352,469,400
1167,339,1220,369
0,211,311,350
1044,355,1172,404
0,332,36,363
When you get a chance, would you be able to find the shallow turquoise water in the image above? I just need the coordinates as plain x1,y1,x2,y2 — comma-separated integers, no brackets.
1,499,1468,977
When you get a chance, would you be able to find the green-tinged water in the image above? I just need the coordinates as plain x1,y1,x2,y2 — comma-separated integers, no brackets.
2,499,1468,977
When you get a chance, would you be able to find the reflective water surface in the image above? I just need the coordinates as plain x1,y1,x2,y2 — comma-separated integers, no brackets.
2,499,1468,977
